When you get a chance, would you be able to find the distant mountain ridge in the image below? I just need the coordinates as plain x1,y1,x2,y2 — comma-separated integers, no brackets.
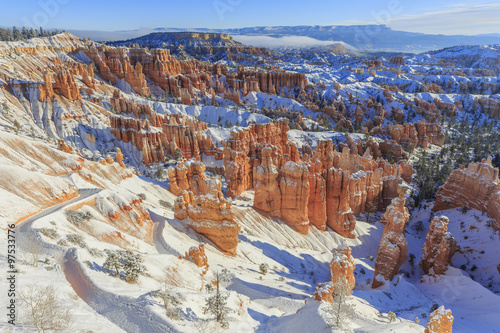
70,24,500,53
109,31,273,61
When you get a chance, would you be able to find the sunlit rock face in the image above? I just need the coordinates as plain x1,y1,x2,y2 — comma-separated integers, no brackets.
421,216,458,275
372,189,409,288
434,157,500,232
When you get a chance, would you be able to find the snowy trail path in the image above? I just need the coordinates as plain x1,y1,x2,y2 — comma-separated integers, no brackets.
17,187,180,333
63,248,179,333
18,188,102,237
150,210,181,256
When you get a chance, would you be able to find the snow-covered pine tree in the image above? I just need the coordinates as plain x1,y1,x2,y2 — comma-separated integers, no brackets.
122,251,146,282
204,270,232,327
322,276,356,331
103,250,122,275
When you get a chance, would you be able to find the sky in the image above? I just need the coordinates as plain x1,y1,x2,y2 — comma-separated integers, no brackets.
1,0,499,35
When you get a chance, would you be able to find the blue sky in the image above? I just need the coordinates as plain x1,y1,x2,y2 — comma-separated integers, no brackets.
2,0,499,35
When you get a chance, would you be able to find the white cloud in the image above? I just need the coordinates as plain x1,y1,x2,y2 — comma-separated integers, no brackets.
232,35,352,49
388,4,500,35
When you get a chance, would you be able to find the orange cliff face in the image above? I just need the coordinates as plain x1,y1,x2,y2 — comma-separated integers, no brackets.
184,244,209,268
110,105,219,165
223,122,412,237
171,162,240,255
168,161,211,197
323,167,356,238
425,307,454,333
433,157,500,232
421,216,458,275
223,121,290,198
314,246,356,302
372,189,409,288
253,148,310,234
174,182,240,256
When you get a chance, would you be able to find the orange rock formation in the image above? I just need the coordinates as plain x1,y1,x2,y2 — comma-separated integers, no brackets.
425,306,454,333
314,246,356,302
184,244,208,268
433,157,500,232
372,189,409,288
174,176,240,256
421,216,458,275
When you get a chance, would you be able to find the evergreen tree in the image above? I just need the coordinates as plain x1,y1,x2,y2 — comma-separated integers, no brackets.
322,276,356,330
204,270,232,327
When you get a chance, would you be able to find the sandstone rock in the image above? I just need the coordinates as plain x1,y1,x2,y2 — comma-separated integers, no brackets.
425,306,453,333
57,140,73,153
421,216,458,275
434,158,500,232
372,189,409,288
313,282,335,302
224,121,289,198
324,168,356,238
279,161,310,234
253,146,282,216
330,246,356,294
174,180,240,256
314,245,356,302
185,244,208,268
308,162,327,231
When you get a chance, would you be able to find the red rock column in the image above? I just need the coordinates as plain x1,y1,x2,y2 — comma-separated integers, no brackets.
372,189,409,288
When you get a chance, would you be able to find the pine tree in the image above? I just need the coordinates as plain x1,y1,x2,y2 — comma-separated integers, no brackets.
122,251,145,282
103,251,122,275
322,276,355,331
204,270,232,327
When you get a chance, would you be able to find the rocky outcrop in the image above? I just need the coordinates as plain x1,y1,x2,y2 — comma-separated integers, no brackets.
184,244,208,268
110,110,219,165
329,246,356,293
390,56,405,66
421,216,458,275
252,147,311,234
253,146,282,216
372,189,409,288
94,190,152,243
433,158,500,232
168,161,211,196
308,162,327,231
174,179,240,256
314,246,355,302
370,122,445,149
425,306,454,333
279,161,310,234
324,168,356,238
224,121,290,198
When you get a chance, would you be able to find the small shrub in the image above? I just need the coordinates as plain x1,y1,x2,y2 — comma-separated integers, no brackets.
39,228,59,239
259,263,269,275
65,210,92,227
66,234,87,248
57,239,69,247
88,247,104,257
138,193,146,200
430,303,439,313
159,200,172,210
460,206,469,214
166,308,184,320
388,311,396,323
103,250,146,282
415,317,420,324
205,283,214,293
278,276,285,282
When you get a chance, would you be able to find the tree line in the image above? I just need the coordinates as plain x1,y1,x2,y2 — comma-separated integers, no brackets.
0,26,64,41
